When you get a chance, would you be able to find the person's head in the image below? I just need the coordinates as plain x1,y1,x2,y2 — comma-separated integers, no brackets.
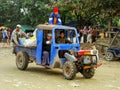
60,31,65,38
16,24,21,32
88,26,91,29
53,7,58,15
79,29,82,32
7,28,11,31
47,33,52,40
83,26,87,29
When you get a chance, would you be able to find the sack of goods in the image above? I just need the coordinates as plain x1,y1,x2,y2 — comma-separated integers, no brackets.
19,38,26,45
19,36,36,47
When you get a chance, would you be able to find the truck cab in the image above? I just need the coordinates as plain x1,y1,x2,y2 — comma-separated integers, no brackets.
36,24,80,67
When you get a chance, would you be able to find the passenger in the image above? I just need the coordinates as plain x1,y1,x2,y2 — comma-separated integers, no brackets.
56,31,71,44
42,33,52,66
56,31,71,58
48,7,62,25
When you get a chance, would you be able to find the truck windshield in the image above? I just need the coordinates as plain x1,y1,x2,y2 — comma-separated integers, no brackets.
55,29,77,44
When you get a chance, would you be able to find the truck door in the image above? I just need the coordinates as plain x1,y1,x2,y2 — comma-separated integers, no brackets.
36,30,43,64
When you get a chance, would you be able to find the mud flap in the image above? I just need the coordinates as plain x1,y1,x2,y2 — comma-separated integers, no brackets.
52,55,62,68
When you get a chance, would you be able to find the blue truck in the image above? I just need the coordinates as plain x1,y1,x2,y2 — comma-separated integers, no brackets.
14,24,100,80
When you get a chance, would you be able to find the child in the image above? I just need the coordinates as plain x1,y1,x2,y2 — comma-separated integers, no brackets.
48,7,62,25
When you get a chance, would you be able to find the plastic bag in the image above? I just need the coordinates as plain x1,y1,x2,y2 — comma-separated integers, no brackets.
19,38,26,45
24,39,36,47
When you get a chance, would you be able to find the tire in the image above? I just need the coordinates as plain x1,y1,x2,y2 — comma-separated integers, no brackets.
105,51,115,61
82,68,95,79
63,61,77,80
16,52,29,70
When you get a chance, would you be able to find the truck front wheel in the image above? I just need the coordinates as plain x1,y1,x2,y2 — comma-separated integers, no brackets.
63,61,77,80
82,68,95,79
16,52,29,70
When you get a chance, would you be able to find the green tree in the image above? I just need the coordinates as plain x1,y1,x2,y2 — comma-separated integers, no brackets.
0,0,120,29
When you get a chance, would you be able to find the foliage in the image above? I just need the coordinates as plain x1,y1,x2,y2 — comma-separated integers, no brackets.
0,0,120,29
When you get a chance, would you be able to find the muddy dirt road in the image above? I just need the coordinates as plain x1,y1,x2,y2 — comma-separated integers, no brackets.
0,47,120,90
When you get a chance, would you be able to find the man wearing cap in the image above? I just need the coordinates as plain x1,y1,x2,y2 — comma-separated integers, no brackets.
11,24,26,45
48,7,62,25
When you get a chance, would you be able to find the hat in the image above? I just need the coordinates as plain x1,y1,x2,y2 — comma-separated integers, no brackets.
16,24,21,28
47,33,52,37
53,7,58,12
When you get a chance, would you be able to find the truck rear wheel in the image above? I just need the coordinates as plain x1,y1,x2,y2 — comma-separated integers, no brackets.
63,61,77,80
16,52,29,70
82,68,95,79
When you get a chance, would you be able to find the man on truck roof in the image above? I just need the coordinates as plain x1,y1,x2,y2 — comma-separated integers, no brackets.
48,7,62,25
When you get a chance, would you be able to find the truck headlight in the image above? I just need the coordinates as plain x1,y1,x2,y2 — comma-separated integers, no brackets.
92,56,97,64
83,56,91,64
92,50,97,55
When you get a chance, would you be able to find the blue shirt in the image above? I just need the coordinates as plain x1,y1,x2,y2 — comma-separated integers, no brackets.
48,12,62,25
2,30,8,38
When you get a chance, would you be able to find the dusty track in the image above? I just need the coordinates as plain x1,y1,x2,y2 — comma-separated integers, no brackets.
0,46,120,90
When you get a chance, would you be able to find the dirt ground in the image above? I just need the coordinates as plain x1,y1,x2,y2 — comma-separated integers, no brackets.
0,45,120,90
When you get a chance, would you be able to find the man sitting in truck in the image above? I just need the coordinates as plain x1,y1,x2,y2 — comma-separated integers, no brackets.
56,31,72,44
56,31,71,58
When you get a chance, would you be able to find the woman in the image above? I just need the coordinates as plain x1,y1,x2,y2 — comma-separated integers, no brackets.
2,28,9,47
42,33,52,66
